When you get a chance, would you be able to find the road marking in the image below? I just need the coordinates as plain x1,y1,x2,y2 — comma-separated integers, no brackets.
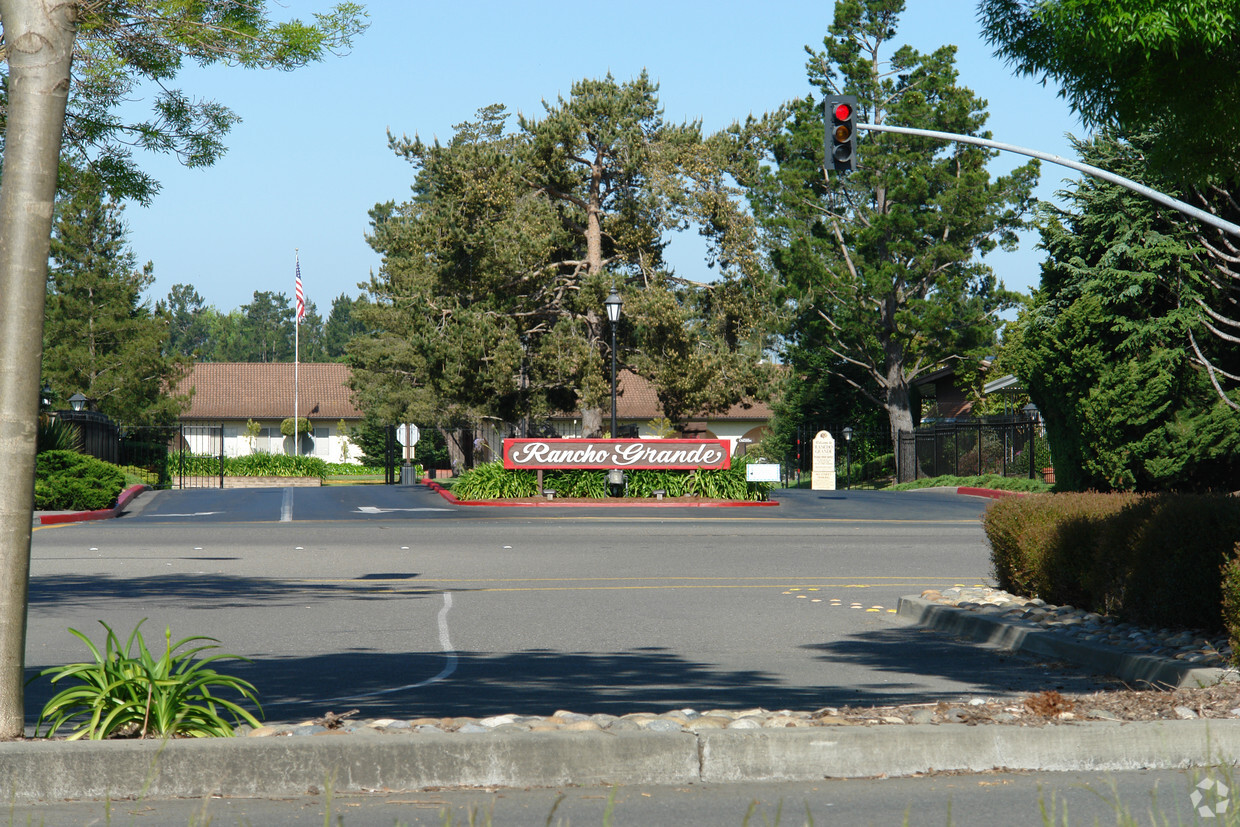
300,575,976,585
355,506,454,514
312,592,458,705
150,512,222,517
281,488,293,522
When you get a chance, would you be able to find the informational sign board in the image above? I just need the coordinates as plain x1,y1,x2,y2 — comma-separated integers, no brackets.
746,463,781,483
503,438,730,471
811,431,836,491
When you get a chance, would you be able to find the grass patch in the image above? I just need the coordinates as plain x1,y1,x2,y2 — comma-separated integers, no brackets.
890,473,1053,493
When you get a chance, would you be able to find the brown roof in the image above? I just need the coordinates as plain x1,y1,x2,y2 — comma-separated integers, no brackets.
178,364,769,423
589,370,773,421
179,362,363,420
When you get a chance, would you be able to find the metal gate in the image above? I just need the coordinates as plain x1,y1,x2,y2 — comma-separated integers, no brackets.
118,424,225,489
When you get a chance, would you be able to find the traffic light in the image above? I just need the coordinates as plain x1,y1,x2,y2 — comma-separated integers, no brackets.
825,95,858,173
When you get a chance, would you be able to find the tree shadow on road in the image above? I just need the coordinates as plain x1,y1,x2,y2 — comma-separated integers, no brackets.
800,625,1119,700
24,623,1117,730
26,572,451,613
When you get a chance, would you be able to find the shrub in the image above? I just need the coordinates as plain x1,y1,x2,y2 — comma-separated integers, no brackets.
1220,544,1240,663
35,619,262,739
544,469,607,498
451,458,771,501
37,417,80,453
163,453,328,480
325,462,386,476
626,468,692,497
891,474,1051,493
453,462,538,499
35,450,125,511
227,453,328,480
688,456,772,501
984,492,1240,634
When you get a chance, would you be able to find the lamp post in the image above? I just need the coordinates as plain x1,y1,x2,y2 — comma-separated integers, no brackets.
604,289,623,439
68,392,88,412
843,426,853,490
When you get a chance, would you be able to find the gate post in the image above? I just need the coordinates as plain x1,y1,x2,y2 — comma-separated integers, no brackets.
385,425,396,485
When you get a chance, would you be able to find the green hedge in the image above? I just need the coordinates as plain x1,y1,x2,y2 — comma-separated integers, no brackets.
35,450,125,512
452,458,772,501
984,492,1240,634
167,453,328,480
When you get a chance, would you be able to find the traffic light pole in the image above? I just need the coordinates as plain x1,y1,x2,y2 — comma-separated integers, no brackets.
855,122,1240,240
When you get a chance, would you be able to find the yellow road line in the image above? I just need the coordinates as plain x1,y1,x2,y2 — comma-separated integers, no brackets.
299,575,983,585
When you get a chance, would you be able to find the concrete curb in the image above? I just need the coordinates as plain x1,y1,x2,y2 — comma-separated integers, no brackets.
5,720,1240,802
956,486,1027,499
422,479,778,508
896,596,1234,690
37,484,149,526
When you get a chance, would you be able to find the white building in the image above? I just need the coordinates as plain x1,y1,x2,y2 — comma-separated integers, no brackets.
176,362,364,463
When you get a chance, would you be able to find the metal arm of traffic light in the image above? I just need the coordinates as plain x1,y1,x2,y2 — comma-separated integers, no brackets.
855,122,1240,240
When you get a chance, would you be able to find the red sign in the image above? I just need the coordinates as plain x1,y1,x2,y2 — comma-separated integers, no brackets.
503,438,731,470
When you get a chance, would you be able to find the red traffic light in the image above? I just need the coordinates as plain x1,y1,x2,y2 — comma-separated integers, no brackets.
825,94,859,173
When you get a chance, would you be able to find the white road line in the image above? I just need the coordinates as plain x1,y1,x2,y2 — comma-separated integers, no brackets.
318,592,458,703
280,488,293,522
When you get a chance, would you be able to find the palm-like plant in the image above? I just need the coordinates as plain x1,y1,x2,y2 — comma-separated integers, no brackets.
34,620,263,739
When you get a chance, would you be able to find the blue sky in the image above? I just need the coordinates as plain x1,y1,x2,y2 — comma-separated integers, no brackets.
120,0,1086,315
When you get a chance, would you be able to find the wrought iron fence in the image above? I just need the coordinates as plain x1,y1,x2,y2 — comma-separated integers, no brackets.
54,411,119,464
896,418,1049,484
789,423,894,487
118,424,224,489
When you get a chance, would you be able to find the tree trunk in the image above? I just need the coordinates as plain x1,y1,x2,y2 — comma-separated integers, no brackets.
580,406,603,439
0,0,77,738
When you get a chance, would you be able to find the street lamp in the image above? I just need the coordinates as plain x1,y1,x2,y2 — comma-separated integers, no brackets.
604,289,623,439
68,392,88,412
843,426,853,490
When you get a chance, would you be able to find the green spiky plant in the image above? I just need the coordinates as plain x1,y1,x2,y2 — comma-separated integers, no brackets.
34,620,262,740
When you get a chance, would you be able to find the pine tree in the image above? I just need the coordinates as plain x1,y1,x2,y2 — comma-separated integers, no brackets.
43,180,189,424
747,0,1037,452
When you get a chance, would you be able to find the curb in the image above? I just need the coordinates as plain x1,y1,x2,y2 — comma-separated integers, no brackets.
422,479,778,508
956,486,1026,499
896,596,1234,690
37,485,149,526
4,720,1240,802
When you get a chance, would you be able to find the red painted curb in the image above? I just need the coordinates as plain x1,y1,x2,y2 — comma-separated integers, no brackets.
421,478,778,507
39,484,149,525
956,487,1027,500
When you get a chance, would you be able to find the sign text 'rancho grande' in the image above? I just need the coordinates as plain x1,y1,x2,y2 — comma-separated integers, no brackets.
503,438,731,471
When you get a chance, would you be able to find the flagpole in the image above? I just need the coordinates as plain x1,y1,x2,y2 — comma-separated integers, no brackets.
294,249,301,459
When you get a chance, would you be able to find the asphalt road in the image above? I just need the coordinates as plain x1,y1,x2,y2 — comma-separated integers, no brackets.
25,485,1112,732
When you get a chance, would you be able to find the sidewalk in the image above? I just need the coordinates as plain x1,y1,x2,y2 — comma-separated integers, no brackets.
4,718,1239,802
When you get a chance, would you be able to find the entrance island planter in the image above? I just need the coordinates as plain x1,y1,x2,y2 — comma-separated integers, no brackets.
447,439,773,504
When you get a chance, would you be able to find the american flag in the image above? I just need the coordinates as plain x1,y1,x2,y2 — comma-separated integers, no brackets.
295,254,305,323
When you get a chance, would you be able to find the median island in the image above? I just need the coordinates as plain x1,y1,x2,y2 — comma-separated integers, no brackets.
446,438,773,502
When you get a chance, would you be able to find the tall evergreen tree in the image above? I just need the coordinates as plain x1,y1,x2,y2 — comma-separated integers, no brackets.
354,89,777,435
979,0,1240,408
239,290,295,362
1004,132,1240,491
746,0,1037,452
323,293,366,359
159,283,210,358
43,181,189,424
